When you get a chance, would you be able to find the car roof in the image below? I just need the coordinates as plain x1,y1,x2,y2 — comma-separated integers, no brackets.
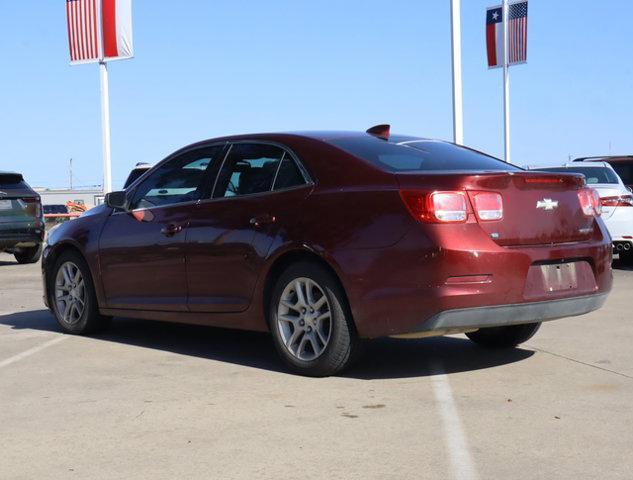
181,130,429,148
574,155,633,163
0,171,22,176
529,162,612,169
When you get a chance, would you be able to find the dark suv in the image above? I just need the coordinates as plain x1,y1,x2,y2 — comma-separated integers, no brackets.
0,172,45,264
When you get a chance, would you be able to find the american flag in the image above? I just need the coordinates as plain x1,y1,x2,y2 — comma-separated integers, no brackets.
66,0,100,63
508,2,528,64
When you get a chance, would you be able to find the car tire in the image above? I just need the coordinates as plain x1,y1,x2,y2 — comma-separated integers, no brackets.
269,261,362,377
465,322,541,348
49,251,111,335
14,244,42,264
619,250,633,266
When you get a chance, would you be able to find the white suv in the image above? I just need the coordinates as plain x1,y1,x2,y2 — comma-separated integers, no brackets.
528,162,633,264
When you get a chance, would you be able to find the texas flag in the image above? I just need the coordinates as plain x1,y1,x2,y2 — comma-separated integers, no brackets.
486,6,504,68
66,0,134,64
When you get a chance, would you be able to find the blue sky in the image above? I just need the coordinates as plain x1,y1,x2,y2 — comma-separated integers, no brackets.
0,1,631,189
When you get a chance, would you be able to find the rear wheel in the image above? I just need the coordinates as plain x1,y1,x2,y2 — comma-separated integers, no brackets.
50,251,111,334
14,244,42,264
466,322,541,348
269,262,361,377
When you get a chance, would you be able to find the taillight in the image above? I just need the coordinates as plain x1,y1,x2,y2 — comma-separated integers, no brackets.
600,195,633,207
578,188,601,216
399,191,468,223
22,198,42,218
472,192,503,221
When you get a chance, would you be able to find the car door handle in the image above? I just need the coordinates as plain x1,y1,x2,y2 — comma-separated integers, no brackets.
249,214,276,228
161,224,183,237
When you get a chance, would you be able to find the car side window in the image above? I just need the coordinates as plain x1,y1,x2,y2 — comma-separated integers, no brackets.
273,157,306,190
130,148,221,209
214,144,285,198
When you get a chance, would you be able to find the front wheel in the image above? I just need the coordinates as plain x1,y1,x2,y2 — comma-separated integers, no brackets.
466,322,541,348
14,245,42,264
49,251,111,334
269,262,361,377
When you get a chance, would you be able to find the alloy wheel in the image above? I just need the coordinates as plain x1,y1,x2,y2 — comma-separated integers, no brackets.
277,277,332,361
54,261,86,327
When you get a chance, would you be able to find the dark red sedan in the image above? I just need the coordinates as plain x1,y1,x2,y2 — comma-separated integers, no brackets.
42,127,612,376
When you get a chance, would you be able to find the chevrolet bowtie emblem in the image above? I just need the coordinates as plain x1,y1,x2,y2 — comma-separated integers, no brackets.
536,198,558,211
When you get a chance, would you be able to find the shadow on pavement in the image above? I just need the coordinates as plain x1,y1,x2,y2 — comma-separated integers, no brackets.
0,309,534,379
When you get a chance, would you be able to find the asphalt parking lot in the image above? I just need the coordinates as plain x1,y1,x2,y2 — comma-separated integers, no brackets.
1,253,632,480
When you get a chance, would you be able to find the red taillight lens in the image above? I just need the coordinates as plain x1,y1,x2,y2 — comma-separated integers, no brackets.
472,192,503,221
600,195,633,207
578,188,601,216
399,191,468,223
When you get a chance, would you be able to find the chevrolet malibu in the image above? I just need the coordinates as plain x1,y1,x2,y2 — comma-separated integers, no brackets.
42,127,613,376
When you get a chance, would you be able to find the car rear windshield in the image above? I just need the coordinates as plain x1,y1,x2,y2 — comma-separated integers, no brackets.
0,173,29,189
538,167,619,184
328,137,520,172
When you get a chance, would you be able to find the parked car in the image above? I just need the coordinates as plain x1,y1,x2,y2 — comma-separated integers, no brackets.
574,156,633,191
0,171,45,264
43,204,69,215
528,162,633,264
123,162,152,189
42,127,613,376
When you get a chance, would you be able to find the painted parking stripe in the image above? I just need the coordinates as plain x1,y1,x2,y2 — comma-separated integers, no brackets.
0,336,67,369
430,362,479,480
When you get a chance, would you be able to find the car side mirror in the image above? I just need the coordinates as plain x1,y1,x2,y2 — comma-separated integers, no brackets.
105,191,128,211
627,186,632,193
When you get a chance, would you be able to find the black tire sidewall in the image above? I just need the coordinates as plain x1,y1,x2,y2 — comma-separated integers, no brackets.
268,262,357,377
466,322,541,348
14,244,42,264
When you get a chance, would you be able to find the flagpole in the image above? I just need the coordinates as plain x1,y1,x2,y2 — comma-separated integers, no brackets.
95,0,113,194
99,60,113,193
450,0,464,145
502,0,511,162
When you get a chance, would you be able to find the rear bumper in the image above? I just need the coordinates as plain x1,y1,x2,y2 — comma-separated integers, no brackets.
0,232,44,249
412,293,609,333
335,218,613,338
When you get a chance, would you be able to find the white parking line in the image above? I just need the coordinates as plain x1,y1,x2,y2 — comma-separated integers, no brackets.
430,362,479,480
0,336,67,369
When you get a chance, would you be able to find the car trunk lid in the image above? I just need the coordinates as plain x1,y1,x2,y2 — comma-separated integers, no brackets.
396,171,597,246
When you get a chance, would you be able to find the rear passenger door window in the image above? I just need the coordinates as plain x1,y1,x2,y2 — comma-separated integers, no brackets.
214,144,285,198
273,156,306,191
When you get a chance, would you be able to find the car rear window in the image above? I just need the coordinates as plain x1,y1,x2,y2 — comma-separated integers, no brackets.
538,167,619,184
0,173,29,190
328,137,520,172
